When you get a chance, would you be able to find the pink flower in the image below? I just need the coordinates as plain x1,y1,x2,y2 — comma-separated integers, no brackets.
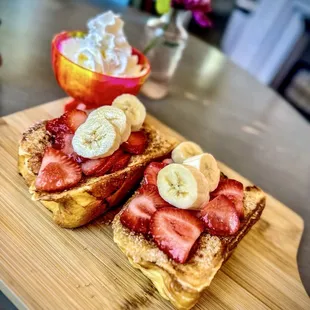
171,0,212,27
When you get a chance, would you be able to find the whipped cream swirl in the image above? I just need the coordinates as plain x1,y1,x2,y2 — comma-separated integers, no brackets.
61,11,145,77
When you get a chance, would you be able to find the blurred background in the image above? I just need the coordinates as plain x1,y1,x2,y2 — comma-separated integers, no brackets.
124,0,310,120
1,0,310,120
93,0,309,121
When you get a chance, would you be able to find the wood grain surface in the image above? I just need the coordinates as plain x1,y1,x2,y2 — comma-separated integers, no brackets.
0,98,309,309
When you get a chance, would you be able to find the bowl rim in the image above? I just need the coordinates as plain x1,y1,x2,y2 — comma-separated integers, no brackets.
52,30,151,81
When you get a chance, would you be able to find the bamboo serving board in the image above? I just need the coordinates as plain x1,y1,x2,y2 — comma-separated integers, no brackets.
0,98,309,310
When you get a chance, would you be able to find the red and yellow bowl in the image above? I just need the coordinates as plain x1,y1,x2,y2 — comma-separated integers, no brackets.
52,31,150,109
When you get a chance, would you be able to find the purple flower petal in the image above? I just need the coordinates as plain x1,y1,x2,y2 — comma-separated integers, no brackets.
171,0,211,12
193,10,212,27
185,0,212,12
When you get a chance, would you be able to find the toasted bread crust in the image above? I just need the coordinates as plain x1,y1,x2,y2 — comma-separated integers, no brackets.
112,185,266,310
18,120,177,228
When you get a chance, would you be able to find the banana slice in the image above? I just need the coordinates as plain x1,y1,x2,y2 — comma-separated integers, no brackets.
112,94,146,131
157,163,209,210
183,153,220,191
87,106,131,142
72,118,121,159
171,141,203,163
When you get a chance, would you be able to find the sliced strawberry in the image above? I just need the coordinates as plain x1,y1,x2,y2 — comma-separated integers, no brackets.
51,133,65,150
110,152,131,173
61,133,74,155
106,168,144,207
162,158,173,164
150,207,204,263
121,131,147,155
120,195,157,234
35,147,82,192
228,196,244,219
60,133,86,164
138,184,171,208
46,109,87,138
64,109,87,132
81,157,110,176
46,117,70,136
81,149,124,177
189,210,202,218
211,179,244,218
211,179,243,197
143,162,167,186
200,195,240,236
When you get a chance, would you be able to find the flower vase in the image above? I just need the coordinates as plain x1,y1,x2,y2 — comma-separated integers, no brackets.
141,10,189,99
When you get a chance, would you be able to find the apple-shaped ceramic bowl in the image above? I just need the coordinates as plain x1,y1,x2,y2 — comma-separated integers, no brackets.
52,31,150,110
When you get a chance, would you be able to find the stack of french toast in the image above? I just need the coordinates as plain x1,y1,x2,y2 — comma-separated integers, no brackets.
18,94,266,310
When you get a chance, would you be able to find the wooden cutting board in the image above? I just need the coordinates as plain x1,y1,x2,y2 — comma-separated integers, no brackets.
0,98,309,310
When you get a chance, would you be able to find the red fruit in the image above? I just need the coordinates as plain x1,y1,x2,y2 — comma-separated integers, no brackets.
211,179,244,218
106,169,144,207
81,149,124,177
35,148,82,192
110,152,131,173
46,117,70,136
228,196,244,219
120,195,157,234
64,109,87,132
200,195,240,236
61,133,74,155
150,207,204,263
121,131,147,155
138,184,171,208
60,133,86,164
162,158,173,164
51,133,65,150
81,157,110,176
189,210,202,218
143,162,167,186
46,109,87,137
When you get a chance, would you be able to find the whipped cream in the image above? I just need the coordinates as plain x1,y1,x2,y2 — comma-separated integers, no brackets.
61,11,145,77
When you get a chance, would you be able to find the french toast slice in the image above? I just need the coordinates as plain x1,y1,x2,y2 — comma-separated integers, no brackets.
113,185,266,310
18,120,177,228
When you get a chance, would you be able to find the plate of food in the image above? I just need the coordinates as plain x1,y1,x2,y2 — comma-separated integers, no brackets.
0,10,309,310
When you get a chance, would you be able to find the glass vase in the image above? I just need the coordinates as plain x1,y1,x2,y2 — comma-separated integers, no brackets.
141,10,189,99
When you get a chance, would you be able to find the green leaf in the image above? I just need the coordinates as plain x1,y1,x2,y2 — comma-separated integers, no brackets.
156,0,171,15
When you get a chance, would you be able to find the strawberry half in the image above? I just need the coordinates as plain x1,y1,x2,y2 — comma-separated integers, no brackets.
46,117,70,137
120,195,157,234
110,152,131,173
150,207,204,263
81,157,110,176
143,162,167,186
61,133,86,164
211,179,244,218
121,131,147,155
81,149,124,177
35,148,82,192
200,195,240,236
138,184,171,208
61,133,74,155
46,109,87,136
64,109,87,132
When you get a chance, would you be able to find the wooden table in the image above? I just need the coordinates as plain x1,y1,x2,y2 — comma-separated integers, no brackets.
1,0,309,299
